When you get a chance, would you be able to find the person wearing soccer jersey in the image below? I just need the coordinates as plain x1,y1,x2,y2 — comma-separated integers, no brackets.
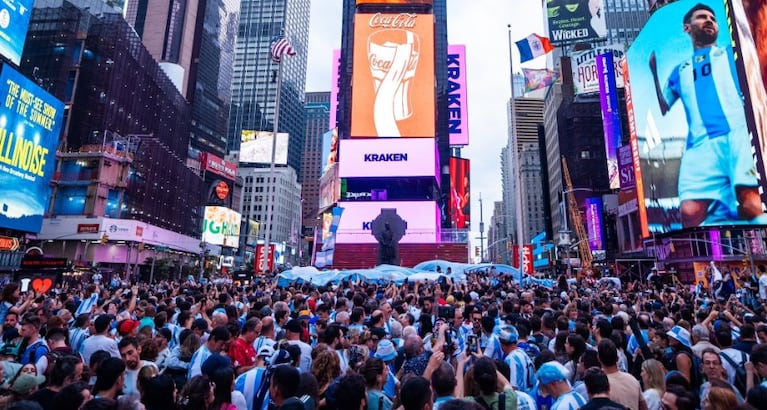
649,3,764,227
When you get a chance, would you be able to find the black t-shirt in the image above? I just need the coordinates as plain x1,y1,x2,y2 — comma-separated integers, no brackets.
579,397,627,410
29,387,58,410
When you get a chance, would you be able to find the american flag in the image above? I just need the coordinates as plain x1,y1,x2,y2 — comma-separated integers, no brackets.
270,35,296,63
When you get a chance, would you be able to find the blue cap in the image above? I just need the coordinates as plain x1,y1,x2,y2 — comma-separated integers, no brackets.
537,362,567,385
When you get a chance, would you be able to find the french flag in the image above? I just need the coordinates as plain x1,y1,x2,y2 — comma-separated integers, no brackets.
515,33,555,63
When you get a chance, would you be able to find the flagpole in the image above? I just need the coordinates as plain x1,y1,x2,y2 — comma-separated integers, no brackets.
508,24,525,275
261,45,285,275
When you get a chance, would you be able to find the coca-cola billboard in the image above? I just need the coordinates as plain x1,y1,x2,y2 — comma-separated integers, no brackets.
199,152,237,181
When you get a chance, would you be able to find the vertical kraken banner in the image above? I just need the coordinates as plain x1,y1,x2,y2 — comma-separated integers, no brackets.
0,64,63,233
351,13,436,138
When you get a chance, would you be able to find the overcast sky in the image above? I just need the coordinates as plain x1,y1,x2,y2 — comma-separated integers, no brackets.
305,0,546,254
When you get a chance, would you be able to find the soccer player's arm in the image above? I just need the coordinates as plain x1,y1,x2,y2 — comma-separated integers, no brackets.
649,51,673,115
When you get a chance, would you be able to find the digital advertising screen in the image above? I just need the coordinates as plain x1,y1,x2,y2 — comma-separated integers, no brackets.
585,197,605,251
570,44,625,95
351,13,435,138
342,177,439,202
338,138,438,178
625,0,767,235
546,0,607,44
596,52,623,190
447,45,469,146
449,157,470,229
199,152,237,181
319,163,341,212
330,50,341,129
321,128,338,177
202,206,241,248
335,201,439,244
0,0,33,66
0,64,64,233
239,130,288,165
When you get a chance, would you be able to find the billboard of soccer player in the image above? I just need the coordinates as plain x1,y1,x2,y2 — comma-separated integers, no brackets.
625,0,767,236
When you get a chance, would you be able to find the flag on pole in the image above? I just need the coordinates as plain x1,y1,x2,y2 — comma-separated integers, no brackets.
270,35,296,63
515,33,554,63
522,68,560,92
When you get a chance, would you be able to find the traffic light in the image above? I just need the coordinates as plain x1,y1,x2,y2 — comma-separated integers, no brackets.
474,246,480,257
100,234,109,245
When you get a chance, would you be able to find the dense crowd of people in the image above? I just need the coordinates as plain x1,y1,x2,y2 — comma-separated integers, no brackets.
0,264,767,410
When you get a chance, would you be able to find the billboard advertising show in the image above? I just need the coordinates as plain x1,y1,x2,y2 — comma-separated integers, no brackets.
449,157,470,229
330,50,341,129
0,1,33,66
596,52,623,190
625,0,767,235
571,44,625,95
546,0,607,44
239,130,288,165
202,206,241,248
617,144,635,190
319,163,341,212
351,13,435,138
338,138,438,178
447,45,469,146
0,65,64,233
335,201,439,244
199,152,237,181
585,197,605,251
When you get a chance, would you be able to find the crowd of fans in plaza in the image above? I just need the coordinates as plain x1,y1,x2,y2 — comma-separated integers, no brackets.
0,264,767,410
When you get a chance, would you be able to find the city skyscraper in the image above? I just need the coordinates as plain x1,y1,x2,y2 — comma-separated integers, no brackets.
227,0,310,177
127,0,240,158
302,92,330,231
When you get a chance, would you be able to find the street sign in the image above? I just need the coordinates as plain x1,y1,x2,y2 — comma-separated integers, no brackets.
0,236,19,251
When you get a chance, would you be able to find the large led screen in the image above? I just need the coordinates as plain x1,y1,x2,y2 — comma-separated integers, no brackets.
447,45,469,146
351,13,435,138
0,1,33,66
321,128,338,177
338,138,437,178
202,206,241,248
546,0,607,44
570,44,625,95
449,157,470,229
239,130,288,165
330,50,341,129
335,201,439,244
596,52,622,190
199,152,236,181
625,0,767,236
0,65,64,233
585,197,605,251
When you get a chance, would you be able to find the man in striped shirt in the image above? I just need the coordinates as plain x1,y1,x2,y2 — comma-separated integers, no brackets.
68,314,90,355
537,362,587,410
499,324,535,392
650,3,764,227
187,326,230,380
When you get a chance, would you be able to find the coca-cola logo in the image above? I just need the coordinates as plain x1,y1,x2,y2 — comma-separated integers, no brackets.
369,13,417,29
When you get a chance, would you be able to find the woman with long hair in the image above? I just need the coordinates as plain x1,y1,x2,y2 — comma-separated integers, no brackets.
208,367,236,410
362,358,392,410
177,376,213,410
165,331,200,389
703,379,738,410
641,359,666,410
311,349,340,408
564,334,586,383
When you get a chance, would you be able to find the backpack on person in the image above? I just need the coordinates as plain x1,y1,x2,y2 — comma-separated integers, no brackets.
719,351,748,397
474,392,506,410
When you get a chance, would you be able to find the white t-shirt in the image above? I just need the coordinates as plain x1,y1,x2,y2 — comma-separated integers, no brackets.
124,360,158,395
758,274,767,300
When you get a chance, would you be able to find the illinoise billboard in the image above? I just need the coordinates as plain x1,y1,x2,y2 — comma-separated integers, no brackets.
335,201,439,244
239,130,288,165
202,206,241,248
546,0,607,44
625,0,767,236
447,45,469,146
0,65,64,233
199,152,237,181
338,138,438,178
351,13,435,138
449,157,470,229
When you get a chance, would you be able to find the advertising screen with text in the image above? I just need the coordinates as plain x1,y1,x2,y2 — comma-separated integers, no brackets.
202,206,241,248
449,157,470,229
338,138,437,178
351,13,435,138
335,201,439,244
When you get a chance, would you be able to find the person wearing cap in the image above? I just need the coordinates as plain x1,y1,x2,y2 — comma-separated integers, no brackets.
188,326,231,380
536,361,586,410
284,319,311,373
116,319,140,342
665,325,696,387
230,318,259,376
597,339,647,410
498,324,535,392
9,373,46,400
374,339,399,400
81,315,120,365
